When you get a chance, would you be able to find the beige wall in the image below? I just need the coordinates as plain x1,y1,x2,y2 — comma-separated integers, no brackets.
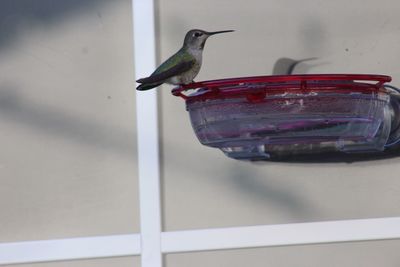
1,0,400,266
0,0,139,245
159,0,400,266
161,0,400,228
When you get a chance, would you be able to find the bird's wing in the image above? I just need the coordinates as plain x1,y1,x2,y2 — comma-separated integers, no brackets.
136,60,195,84
136,82,163,91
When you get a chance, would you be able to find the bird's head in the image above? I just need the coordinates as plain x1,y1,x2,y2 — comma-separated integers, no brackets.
183,29,234,50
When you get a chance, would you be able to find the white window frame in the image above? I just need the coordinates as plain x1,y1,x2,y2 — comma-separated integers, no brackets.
1,0,400,266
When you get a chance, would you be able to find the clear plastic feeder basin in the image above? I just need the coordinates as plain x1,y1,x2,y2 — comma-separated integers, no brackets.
172,74,400,160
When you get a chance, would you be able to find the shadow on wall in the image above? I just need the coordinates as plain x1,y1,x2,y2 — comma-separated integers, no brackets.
0,87,136,159
0,0,137,159
228,165,317,220
0,0,109,49
272,57,321,75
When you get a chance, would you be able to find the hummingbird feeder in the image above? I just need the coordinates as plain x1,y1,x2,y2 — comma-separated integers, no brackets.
172,74,400,161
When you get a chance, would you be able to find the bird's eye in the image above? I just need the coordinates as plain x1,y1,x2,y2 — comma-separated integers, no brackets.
194,32,203,37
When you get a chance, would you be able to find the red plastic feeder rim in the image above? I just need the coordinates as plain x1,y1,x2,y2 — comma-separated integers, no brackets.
171,74,392,102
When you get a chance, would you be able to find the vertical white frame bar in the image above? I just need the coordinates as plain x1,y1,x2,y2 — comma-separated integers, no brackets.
132,1,162,267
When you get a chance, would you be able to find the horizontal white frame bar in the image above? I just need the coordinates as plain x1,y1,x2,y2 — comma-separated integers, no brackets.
162,217,400,253
0,234,140,265
2,217,400,265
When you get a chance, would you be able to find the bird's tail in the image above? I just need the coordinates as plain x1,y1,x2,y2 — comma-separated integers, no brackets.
136,82,163,91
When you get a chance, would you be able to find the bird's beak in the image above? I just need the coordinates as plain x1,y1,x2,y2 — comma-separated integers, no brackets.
206,30,235,36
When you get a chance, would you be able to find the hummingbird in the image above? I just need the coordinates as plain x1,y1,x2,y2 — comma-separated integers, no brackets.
136,29,234,91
